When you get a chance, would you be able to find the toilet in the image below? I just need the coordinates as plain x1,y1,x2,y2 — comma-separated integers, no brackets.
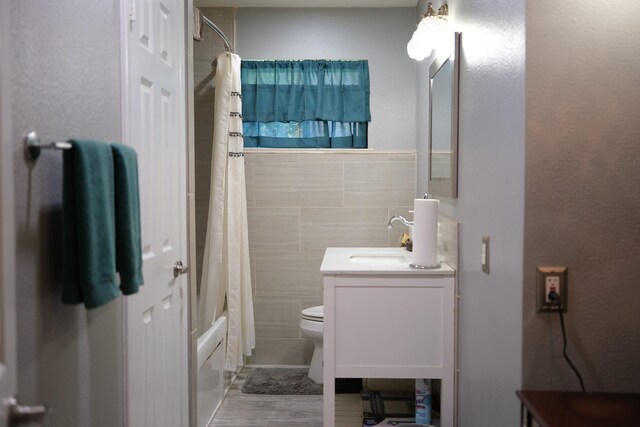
299,305,324,384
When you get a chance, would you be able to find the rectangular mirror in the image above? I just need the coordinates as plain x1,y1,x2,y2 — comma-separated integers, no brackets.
428,32,461,198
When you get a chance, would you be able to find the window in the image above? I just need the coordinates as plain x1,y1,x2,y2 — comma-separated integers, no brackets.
241,60,371,148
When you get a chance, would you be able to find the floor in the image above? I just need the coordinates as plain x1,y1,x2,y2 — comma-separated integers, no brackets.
209,368,362,427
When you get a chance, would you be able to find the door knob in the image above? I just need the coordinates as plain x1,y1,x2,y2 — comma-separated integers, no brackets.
7,397,49,426
173,261,189,278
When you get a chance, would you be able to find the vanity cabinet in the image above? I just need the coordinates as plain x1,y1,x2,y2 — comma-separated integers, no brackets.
321,248,456,427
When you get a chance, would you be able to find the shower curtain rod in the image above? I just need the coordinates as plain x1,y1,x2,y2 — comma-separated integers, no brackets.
202,14,233,53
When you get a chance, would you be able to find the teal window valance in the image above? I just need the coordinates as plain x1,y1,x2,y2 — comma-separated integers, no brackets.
241,60,371,148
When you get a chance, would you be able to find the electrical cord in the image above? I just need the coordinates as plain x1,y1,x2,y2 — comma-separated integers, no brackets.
548,291,586,392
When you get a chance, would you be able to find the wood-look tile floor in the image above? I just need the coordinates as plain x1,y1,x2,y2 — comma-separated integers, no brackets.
209,368,362,427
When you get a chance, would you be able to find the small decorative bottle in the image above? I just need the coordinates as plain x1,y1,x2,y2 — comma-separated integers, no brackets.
415,378,432,426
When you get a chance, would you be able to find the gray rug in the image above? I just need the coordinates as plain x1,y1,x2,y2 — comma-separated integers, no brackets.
241,368,322,395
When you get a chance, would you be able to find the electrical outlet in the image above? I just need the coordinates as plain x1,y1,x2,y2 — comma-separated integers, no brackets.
537,266,568,312
545,276,560,303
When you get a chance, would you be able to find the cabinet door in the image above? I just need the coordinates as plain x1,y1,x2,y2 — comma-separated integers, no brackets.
334,277,446,378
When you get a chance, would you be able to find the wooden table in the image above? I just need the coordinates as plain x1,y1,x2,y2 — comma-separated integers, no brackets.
516,390,640,427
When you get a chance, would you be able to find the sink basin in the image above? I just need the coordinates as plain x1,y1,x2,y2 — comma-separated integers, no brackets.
321,247,452,274
349,251,410,266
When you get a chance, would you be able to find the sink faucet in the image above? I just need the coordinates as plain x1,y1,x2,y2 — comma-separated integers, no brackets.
387,215,413,230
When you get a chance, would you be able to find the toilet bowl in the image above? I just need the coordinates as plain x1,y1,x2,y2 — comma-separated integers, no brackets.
300,305,324,384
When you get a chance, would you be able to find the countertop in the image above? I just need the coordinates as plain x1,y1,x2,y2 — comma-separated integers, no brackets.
320,247,455,275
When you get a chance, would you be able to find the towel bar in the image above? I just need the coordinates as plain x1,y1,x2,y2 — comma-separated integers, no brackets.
24,131,72,160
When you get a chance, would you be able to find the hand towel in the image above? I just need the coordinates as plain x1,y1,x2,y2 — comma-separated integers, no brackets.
62,140,120,309
193,7,203,41
112,143,144,294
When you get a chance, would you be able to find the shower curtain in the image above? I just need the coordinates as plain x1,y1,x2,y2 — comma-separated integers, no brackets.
199,52,255,372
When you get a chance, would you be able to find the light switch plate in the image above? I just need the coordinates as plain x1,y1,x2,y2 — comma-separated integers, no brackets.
481,236,490,274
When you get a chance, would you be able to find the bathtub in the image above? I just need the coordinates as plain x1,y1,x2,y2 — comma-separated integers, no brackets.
196,313,229,427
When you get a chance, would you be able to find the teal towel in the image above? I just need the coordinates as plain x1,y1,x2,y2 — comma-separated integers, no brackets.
62,140,120,309
112,143,144,294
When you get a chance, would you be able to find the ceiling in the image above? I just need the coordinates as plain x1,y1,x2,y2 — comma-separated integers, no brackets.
194,0,417,7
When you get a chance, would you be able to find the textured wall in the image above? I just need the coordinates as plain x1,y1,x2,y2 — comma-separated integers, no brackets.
415,0,526,425
524,0,640,391
236,8,417,151
10,1,124,426
245,151,416,365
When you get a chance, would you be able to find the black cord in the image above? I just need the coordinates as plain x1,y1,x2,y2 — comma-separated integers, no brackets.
549,292,586,392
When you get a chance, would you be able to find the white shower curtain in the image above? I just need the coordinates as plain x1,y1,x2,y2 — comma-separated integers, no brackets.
199,52,255,372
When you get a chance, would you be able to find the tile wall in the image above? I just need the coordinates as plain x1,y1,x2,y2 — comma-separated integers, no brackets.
244,150,417,365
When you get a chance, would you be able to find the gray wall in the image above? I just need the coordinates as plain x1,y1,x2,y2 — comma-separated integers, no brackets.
523,0,640,391
416,0,526,425
236,8,417,151
10,1,124,426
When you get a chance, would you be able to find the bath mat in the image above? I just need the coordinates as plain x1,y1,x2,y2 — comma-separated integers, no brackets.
241,368,322,395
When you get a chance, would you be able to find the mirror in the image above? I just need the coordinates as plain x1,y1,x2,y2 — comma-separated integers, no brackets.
428,32,461,198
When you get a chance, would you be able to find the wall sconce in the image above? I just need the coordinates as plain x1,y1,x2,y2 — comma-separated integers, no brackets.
407,2,449,61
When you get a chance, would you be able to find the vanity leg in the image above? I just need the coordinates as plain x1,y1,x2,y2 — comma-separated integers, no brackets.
441,375,453,427
441,277,456,427
323,277,336,427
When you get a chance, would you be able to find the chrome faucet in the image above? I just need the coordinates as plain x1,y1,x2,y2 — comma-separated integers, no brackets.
387,215,413,230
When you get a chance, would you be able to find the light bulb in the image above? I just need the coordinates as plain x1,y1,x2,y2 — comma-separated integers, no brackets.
407,13,449,61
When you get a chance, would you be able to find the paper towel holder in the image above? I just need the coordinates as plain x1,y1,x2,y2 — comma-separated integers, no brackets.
410,262,441,270
410,195,440,269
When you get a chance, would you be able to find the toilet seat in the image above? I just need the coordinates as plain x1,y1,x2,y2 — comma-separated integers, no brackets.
301,305,323,321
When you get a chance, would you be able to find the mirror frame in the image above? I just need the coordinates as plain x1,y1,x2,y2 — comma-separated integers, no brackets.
428,31,461,199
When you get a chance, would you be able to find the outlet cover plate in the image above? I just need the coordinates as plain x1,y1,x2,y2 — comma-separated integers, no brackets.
537,266,568,312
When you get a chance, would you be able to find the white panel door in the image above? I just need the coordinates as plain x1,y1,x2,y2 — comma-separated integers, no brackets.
123,0,188,426
0,1,16,423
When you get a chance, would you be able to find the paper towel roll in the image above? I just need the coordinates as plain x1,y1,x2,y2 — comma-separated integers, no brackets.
411,198,439,268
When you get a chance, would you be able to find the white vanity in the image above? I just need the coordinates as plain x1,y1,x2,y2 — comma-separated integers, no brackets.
321,247,456,427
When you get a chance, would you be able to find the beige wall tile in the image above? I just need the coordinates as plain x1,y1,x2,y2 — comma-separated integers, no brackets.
344,161,415,207
255,251,325,296
300,207,389,250
245,155,256,208
255,162,343,207
387,152,417,162
297,151,386,163
193,27,212,59
438,214,459,271
252,152,299,163
250,252,257,294
253,295,301,339
247,208,300,252
194,102,214,130
194,126,213,145
194,75,215,102
195,205,209,288
295,151,415,164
